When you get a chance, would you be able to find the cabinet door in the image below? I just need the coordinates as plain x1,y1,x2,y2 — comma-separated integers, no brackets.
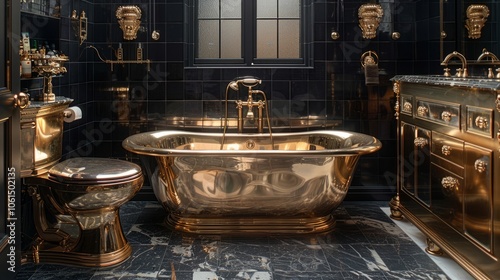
401,123,431,205
430,163,463,232
464,144,493,252
0,0,21,279
401,123,416,194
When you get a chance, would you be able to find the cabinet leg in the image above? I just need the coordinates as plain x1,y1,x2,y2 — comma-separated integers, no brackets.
425,238,443,256
389,195,403,220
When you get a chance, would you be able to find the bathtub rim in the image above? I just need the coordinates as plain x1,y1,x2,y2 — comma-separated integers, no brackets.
122,130,382,157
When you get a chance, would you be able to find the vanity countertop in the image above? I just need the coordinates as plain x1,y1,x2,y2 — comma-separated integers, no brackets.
22,96,74,118
391,75,500,91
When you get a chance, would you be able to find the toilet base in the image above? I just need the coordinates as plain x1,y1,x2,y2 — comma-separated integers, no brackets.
25,239,132,267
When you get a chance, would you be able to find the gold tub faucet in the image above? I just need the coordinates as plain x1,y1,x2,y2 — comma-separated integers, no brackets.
441,51,468,78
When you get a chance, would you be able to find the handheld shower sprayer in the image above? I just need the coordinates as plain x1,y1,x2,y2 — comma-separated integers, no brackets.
229,76,262,91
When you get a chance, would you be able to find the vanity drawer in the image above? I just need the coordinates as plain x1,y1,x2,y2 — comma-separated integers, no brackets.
401,94,413,116
430,163,463,233
466,106,493,138
416,99,460,128
431,132,464,166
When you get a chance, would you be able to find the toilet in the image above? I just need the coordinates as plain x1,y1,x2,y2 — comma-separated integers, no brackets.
21,99,143,267
24,157,143,267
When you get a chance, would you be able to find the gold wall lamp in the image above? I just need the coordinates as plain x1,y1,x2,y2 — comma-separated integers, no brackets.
358,3,383,39
465,4,489,39
116,5,142,40
71,10,87,45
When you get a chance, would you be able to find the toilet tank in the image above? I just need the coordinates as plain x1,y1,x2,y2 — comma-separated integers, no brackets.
20,97,73,177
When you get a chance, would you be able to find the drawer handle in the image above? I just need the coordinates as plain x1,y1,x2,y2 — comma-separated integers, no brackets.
417,106,428,117
414,137,428,148
441,176,459,196
403,101,412,112
441,111,453,122
475,116,488,129
441,145,452,156
474,159,488,173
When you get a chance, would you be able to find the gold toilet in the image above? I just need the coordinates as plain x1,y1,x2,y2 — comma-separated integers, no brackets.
21,98,143,267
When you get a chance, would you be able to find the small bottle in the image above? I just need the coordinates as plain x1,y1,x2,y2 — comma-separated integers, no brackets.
136,43,143,61
117,43,123,61
21,52,32,78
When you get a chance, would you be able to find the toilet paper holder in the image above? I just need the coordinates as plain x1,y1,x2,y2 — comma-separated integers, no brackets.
361,51,379,85
63,106,82,123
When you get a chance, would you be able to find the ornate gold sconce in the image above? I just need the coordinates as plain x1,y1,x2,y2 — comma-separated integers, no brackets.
465,4,489,39
71,10,88,45
116,6,142,40
358,4,383,39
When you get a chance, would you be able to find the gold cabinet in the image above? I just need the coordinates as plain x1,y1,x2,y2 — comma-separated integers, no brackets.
390,76,500,280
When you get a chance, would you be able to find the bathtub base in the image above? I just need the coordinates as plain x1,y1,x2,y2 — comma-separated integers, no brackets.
165,213,336,235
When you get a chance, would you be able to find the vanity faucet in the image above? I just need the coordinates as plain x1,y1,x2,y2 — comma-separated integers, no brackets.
441,51,468,78
476,48,500,78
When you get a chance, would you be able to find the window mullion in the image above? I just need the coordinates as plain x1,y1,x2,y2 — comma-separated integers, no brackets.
243,0,254,66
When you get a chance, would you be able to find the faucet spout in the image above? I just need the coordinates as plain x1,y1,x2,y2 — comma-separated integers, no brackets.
477,48,499,62
441,51,468,77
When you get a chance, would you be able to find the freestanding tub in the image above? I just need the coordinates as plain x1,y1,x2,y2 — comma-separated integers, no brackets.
123,130,381,234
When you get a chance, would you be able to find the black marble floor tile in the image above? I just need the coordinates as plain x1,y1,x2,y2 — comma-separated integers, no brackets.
16,201,455,280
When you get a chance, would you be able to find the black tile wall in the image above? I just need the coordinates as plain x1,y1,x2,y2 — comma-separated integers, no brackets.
21,0,455,199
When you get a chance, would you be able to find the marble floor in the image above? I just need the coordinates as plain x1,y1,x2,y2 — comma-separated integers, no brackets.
16,201,473,280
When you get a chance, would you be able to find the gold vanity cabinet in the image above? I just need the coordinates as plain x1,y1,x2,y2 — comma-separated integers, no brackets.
391,76,500,280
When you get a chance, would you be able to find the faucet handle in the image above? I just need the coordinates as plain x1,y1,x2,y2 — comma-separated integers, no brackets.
496,68,500,79
456,68,463,77
443,68,451,77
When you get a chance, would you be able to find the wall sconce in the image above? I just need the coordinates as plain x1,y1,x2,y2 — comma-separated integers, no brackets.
116,6,142,40
358,4,384,39
465,4,489,39
71,10,87,45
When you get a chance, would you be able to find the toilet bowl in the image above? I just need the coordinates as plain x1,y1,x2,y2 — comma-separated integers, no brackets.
24,157,143,267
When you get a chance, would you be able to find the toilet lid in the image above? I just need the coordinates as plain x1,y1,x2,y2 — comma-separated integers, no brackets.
48,158,142,184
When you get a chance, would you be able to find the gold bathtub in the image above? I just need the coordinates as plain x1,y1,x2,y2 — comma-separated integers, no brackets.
123,130,381,234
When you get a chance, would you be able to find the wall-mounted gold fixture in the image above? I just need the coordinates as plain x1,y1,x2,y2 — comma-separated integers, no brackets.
465,4,489,39
358,4,383,39
71,10,87,45
116,5,142,40
86,45,151,72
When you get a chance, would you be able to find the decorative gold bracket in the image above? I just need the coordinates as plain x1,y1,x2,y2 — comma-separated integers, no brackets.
465,4,489,39
71,10,87,45
361,50,379,68
358,4,383,39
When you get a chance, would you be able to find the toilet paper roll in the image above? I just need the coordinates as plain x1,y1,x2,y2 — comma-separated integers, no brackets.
64,106,83,123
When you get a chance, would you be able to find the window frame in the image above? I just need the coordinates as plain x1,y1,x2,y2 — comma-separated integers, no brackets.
186,0,313,68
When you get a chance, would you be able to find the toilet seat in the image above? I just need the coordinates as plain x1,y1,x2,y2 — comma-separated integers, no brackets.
48,157,143,185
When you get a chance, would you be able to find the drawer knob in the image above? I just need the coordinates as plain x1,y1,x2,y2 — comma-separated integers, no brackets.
441,111,453,122
441,176,459,196
403,101,412,113
414,137,428,148
475,116,488,129
417,106,428,117
441,145,452,156
474,159,488,173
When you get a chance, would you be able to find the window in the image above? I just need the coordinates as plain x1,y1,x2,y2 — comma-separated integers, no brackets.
187,0,312,67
